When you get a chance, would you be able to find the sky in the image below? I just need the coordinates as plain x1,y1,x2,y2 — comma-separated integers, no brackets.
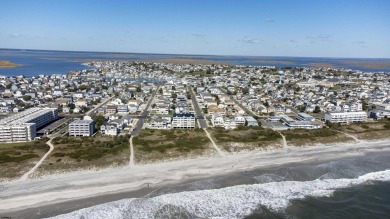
0,0,390,58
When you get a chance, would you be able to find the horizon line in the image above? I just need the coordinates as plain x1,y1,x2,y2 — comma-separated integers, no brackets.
1,47,390,60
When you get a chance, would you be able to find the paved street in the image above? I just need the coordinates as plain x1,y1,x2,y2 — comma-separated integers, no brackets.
86,96,115,116
189,87,208,128
131,86,160,136
46,96,115,138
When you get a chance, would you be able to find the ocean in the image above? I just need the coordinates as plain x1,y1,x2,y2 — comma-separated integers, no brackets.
48,152,390,219
1,49,390,77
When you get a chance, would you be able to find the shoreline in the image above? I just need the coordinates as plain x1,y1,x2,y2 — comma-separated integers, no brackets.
0,60,22,68
1,139,390,218
78,58,232,65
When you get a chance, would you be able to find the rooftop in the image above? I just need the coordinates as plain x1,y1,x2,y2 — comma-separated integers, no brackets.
0,107,57,125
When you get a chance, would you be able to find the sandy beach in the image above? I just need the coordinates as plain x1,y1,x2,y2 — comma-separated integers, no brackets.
1,140,390,218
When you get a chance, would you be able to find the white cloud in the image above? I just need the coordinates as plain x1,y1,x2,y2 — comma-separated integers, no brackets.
239,38,261,44
265,18,275,23
192,34,208,38
9,33,23,37
306,35,332,39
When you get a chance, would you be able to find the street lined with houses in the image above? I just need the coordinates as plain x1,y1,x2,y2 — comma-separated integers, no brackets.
1,60,390,181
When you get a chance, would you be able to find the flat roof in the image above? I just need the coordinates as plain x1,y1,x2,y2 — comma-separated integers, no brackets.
70,119,94,124
173,113,195,117
326,111,367,115
297,113,313,118
0,107,57,126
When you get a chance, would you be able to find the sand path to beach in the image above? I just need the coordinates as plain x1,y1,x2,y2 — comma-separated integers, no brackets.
1,140,389,213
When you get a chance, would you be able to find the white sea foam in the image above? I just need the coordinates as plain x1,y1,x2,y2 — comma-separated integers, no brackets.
49,169,390,219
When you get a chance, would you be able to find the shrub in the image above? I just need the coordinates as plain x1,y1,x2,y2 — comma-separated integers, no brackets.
0,153,38,164
52,152,66,157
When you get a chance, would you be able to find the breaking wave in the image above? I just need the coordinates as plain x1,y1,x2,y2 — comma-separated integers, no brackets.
49,170,390,219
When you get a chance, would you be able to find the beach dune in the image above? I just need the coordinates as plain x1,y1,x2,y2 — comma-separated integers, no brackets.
0,140,389,218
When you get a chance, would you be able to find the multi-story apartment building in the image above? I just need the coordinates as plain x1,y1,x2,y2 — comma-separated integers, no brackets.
69,119,95,137
325,111,367,123
0,107,58,142
296,113,314,121
172,113,195,129
105,105,117,114
369,104,390,120
100,123,119,136
281,116,322,129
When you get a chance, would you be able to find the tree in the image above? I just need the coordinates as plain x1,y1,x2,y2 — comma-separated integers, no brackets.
67,103,75,110
92,115,107,131
22,95,32,101
313,105,321,113
152,103,157,108
171,93,177,98
242,87,249,95
297,105,306,112
136,87,142,92
78,85,90,90
159,88,163,94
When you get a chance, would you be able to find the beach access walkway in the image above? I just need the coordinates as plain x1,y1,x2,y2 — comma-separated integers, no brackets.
129,137,134,166
19,138,54,181
204,128,225,156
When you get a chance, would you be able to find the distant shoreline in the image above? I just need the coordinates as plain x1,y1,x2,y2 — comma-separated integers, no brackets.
79,58,232,65
1,49,390,74
2,48,390,60
0,60,22,68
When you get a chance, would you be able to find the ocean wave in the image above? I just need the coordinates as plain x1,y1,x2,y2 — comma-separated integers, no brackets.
48,170,390,219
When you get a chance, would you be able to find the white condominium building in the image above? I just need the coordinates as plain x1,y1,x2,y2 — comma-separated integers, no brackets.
0,107,58,142
69,119,95,137
325,111,367,123
172,113,196,129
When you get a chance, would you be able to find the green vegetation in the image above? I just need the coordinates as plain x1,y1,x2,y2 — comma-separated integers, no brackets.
51,134,130,161
0,153,38,164
282,128,336,141
213,126,280,143
22,95,32,101
0,138,50,179
78,84,90,90
133,129,212,163
329,119,390,140
92,114,107,131
0,138,49,164
210,126,282,152
281,128,353,146
134,130,208,153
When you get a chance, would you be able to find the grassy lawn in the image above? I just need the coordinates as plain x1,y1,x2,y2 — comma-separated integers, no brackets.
329,119,390,140
0,138,50,180
209,126,282,152
133,129,213,163
32,135,130,176
281,128,353,146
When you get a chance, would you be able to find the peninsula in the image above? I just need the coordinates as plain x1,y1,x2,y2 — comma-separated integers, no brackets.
0,60,390,217
0,60,21,68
